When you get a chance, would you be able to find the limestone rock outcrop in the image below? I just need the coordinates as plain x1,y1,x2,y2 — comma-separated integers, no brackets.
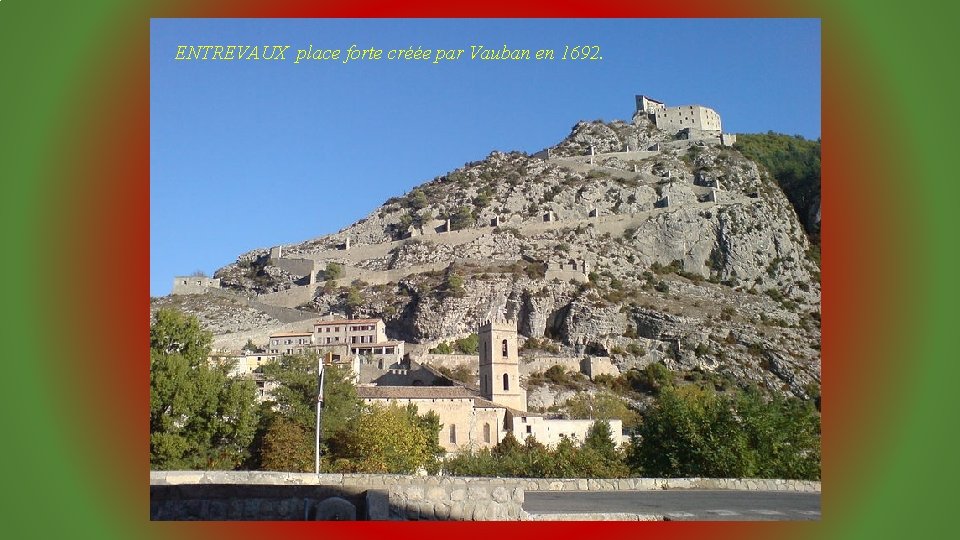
199,117,820,398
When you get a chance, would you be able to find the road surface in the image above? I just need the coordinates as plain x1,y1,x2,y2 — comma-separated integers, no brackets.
523,490,820,521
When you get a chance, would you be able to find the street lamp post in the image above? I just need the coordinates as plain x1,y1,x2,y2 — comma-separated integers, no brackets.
315,356,325,474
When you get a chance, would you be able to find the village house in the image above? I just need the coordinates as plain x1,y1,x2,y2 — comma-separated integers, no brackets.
358,319,623,453
217,315,623,452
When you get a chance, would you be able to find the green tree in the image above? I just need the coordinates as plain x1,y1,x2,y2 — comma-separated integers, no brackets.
734,387,821,479
260,353,360,439
429,341,453,354
345,286,364,314
627,363,674,395
584,420,618,461
322,262,343,281
253,354,361,469
627,384,821,480
628,385,751,478
443,271,465,298
331,403,437,473
407,189,429,210
734,133,821,243
150,309,259,470
259,416,313,472
411,409,446,473
449,205,475,230
150,307,210,364
443,447,499,477
453,333,479,354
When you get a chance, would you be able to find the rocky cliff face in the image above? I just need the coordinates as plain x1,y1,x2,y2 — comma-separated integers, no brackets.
207,113,820,398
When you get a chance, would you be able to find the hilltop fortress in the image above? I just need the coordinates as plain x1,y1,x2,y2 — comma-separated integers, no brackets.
175,94,740,306
164,92,820,402
635,95,735,146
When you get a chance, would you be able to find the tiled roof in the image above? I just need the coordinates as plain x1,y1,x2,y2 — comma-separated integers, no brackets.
268,332,313,337
473,397,540,416
314,318,382,326
356,385,479,400
350,340,404,347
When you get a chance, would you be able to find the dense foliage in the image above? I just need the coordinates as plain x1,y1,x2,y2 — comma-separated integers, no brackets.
444,425,629,478
429,333,479,354
628,385,820,480
734,133,821,244
445,383,819,480
252,351,442,473
151,310,819,479
150,309,259,469
330,403,444,474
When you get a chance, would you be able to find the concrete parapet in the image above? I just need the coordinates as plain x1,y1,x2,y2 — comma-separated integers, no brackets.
522,512,663,521
150,471,819,521
519,476,820,492
150,471,525,521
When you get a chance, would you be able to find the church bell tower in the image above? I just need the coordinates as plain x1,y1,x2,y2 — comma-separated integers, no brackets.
478,319,526,411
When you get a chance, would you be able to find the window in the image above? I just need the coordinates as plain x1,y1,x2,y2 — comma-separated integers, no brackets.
501,339,508,357
483,423,491,443
449,424,457,444
526,425,532,434
503,373,509,391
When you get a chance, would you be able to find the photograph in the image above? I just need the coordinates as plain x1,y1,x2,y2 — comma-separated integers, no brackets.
149,18,821,521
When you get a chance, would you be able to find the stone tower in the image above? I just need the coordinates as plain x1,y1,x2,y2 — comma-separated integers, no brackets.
478,320,526,411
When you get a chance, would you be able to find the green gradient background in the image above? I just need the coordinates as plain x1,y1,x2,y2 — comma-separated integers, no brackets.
2,1,955,538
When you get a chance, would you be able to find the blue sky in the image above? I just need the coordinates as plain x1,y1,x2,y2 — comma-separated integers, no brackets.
150,18,820,297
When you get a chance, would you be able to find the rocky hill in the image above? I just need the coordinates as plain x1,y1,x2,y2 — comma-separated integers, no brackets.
195,110,820,399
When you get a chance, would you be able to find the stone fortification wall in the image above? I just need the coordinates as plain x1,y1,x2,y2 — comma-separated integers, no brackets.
520,356,582,376
207,288,316,323
594,149,660,160
271,256,317,279
253,285,318,310
251,182,751,312
172,276,221,295
418,354,608,379
580,356,620,379
340,261,449,287
417,353,479,370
